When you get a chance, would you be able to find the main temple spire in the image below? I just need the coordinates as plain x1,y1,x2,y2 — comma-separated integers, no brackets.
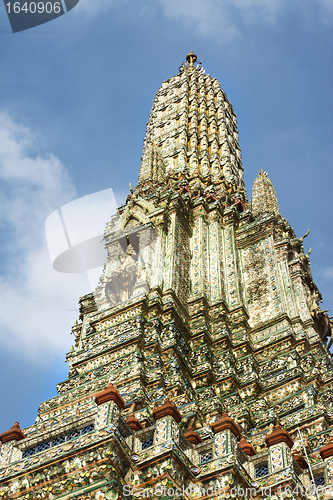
1,54,333,500
139,52,246,202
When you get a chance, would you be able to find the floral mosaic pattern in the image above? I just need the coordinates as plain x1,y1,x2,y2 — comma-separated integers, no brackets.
214,432,227,457
270,445,283,472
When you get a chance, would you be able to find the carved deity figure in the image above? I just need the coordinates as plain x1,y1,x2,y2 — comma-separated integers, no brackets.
105,244,138,305
307,288,333,347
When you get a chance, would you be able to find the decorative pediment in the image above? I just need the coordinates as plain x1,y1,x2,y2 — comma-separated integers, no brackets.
123,211,150,229
120,196,156,230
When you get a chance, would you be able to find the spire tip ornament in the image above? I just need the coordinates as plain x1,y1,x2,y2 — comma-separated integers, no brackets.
185,51,197,68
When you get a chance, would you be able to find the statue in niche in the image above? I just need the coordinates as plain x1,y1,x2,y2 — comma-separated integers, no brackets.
289,229,310,260
105,244,138,305
290,230,313,281
299,248,313,281
307,288,333,348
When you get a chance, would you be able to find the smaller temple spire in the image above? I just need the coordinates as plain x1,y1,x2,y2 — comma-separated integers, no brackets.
252,169,280,218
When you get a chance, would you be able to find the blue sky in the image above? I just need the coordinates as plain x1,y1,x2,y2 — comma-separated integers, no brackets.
0,0,332,432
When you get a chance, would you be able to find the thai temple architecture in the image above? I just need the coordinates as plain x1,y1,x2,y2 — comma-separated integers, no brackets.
2,52,333,500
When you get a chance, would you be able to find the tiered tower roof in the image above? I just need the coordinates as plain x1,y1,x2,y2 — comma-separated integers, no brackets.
139,51,245,198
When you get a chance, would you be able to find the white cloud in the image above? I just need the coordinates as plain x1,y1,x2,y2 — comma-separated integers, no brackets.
74,0,124,15
74,0,333,36
158,0,333,37
319,0,333,23
157,0,240,39
0,116,74,237
0,113,91,362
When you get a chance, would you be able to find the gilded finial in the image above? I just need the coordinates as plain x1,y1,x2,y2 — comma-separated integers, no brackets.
186,51,197,69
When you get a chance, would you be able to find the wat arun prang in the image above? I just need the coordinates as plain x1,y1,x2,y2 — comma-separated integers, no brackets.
1,52,333,500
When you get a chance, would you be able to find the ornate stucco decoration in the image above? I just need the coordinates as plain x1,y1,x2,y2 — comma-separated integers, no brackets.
121,194,156,229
